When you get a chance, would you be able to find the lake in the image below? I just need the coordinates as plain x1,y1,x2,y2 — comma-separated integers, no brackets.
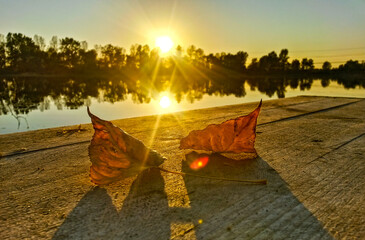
0,76,364,134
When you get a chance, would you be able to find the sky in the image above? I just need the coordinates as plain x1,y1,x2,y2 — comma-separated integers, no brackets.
0,0,364,66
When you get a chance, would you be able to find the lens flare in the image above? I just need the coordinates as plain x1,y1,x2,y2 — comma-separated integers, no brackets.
189,156,209,170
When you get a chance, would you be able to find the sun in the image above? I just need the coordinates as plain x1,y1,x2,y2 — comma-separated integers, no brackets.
159,96,171,108
155,36,174,53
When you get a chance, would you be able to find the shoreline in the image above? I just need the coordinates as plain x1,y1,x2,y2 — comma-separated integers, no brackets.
2,95,365,136
1,71,365,79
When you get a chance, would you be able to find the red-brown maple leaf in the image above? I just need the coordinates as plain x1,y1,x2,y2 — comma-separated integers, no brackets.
88,108,165,185
180,100,262,154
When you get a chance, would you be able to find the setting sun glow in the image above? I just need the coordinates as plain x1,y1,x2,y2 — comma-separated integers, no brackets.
155,36,173,53
159,96,171,108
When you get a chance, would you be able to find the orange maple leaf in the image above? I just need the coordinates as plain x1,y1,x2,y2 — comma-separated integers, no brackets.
180,100,262,154
87,108,165,185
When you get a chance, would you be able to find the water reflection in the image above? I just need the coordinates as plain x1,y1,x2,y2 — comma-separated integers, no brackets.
1,76,364,117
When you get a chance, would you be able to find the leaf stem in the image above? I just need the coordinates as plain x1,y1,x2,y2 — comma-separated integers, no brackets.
155,166,267,185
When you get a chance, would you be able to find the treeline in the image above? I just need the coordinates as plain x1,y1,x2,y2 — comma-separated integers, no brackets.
0,32,364,76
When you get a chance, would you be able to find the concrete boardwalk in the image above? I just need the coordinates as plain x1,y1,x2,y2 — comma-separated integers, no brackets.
1,96,364,239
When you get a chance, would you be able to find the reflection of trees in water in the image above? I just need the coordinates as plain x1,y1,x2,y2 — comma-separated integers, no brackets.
247,78,315,98
336,77,365,89
247,78,287,98
0,75,364,116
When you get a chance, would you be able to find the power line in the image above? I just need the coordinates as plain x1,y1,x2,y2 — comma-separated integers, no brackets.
313,60,364,65
311,52,365,58
290,46,365,53
249,46,365,55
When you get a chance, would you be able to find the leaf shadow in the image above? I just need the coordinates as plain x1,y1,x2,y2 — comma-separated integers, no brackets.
52,168,172,239
177,152,333,239
52,152,333,239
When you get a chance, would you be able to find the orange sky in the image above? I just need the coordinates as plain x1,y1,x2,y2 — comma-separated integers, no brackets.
0,0,364,66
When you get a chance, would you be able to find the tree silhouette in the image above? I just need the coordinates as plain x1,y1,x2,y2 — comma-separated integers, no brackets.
0,34,5,70
175,45,183,57
100,44,126,70
291,59,300,71
322,61,332,71
301,58,314,70
279,49,289,71
339,60,364,72
195,48,204,66
34,35,46,51
46,45,61,73
79,49,97,72
307,59,314,70
59,37,82,69
186,45,196,62
135,44,150,69
221,51,248,71
259,51,280,72
49,36,58,50
5,33,41,72
80,41,88,51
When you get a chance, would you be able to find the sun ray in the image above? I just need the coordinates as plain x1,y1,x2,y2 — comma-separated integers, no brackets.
141,114,162,170
151,56,162,85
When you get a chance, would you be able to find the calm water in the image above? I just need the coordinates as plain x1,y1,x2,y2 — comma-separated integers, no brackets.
0,76,364,134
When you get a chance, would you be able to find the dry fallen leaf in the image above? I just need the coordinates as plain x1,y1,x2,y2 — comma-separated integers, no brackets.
88,108,165,185
180,100,262,154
